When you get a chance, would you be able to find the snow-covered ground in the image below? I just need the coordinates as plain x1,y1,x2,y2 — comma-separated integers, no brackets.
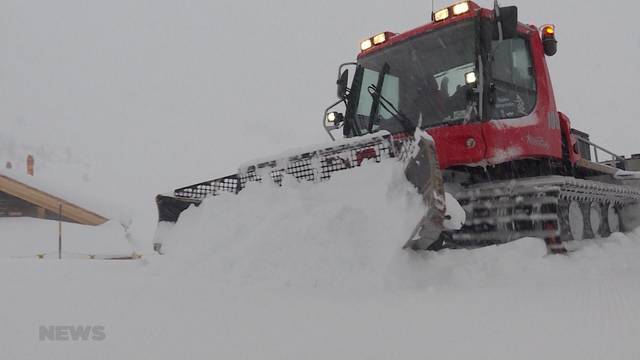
0,218,134,259
1,160,640,359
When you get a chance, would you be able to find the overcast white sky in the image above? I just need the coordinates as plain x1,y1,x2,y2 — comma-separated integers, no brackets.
1,0,639,238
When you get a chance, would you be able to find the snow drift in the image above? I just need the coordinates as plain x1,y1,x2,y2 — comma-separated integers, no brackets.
158,159,549,292
3,160,640,359
158,160,431,290
134,160,640,359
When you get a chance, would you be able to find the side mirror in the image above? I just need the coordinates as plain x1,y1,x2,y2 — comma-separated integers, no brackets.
337,70,349,99
543,36,557,57
494,6,518,40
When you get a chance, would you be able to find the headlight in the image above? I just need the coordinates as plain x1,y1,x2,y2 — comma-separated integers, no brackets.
465,71,477,85
325,112,344,127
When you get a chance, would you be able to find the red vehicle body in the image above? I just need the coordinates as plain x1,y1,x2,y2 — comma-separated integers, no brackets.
353,2,581,174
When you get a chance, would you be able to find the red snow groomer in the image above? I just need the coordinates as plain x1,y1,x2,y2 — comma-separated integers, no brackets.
155,1,640,253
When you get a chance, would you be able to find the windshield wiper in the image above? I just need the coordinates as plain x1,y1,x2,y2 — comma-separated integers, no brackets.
367,63,390,133
367,84,416,134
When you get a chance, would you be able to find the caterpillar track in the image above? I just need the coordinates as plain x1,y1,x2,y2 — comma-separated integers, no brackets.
445,176,640,252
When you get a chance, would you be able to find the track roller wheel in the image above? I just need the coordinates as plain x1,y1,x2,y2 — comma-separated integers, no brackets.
560,200,588,242
587,202,602,239
567,201,584,240
606,204,621,234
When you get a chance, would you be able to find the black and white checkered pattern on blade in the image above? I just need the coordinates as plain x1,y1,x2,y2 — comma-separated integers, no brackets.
173,133,415,201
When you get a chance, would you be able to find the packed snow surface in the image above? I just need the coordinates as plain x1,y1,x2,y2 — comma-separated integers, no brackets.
2,159,640,359
0,218,133,258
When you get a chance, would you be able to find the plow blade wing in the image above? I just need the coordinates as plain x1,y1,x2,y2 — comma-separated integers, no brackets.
154,131,446,251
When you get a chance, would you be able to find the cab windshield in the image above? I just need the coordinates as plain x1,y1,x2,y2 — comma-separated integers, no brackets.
352,19,478,134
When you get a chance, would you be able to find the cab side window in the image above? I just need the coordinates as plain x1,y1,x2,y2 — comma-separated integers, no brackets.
491,38,536,119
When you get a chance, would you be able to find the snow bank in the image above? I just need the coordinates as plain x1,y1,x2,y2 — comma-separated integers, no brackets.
160,160,429,290
157,160,555,292
157,156,640,294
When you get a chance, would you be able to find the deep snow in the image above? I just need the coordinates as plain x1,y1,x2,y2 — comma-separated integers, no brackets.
2,159,640,359
159,160,428,291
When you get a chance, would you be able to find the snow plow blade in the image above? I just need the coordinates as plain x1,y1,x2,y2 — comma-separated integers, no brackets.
154,131,446,252
402,134,447,251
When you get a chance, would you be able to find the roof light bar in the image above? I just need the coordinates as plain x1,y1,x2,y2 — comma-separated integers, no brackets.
452,2,470,16
372,32,387,45
360,38,373,51
433,8,450,22
433,1,470,22
359,32,394,52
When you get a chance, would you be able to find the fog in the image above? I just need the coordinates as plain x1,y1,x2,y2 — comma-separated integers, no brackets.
1,0,639,240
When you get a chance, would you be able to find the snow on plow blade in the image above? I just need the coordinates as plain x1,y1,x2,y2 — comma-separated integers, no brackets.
154,131,446,252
